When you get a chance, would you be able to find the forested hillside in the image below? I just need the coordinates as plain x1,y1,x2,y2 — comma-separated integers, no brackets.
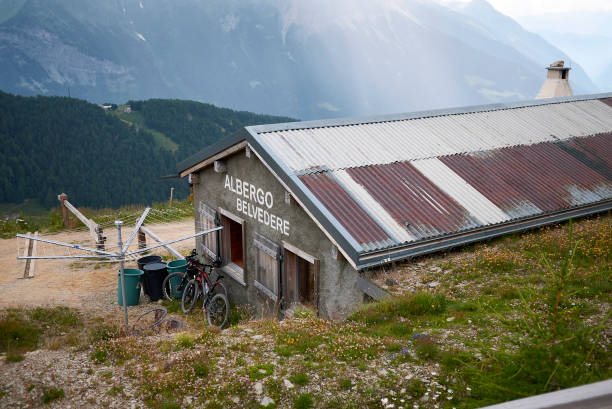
0,91,295,210
123,99,294,159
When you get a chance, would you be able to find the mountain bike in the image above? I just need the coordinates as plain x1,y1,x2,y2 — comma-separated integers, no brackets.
179,251,229,328
162,249,227,301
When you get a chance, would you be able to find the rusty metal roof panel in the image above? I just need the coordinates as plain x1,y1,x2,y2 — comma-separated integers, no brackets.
346,162,482,240
298,172,394,251
556,133,612,179
439,154,543,219
442,141,612,214
259,99,612,172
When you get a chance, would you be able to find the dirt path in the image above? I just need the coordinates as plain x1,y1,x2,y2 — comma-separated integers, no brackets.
0,220,196,309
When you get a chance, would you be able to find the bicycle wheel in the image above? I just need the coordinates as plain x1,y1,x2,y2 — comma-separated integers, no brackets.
212,281,228,300
181,279,200,314
162,272,187,301
206,293,229,328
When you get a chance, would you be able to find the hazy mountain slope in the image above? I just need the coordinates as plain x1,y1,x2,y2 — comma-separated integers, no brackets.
0,0,599,119
446,0,598,93
516,10,612,91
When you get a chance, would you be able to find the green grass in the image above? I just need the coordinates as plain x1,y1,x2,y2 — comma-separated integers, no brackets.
42,387,64,404
0,306,82,354
339,378,352,390
289,372,309,386
6,354,25,362
193,361,210,378
294,393,314,409
108,385,123,396
90,349,108,364
174,332,195,350
89,321,120,343
249,363,274,380
112,108,179,152
1,198,193,238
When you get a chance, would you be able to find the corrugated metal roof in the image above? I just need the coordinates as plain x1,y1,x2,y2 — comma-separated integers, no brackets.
259,99,612,172
253,97,612,254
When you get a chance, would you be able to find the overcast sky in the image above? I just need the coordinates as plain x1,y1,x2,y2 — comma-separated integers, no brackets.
481,0,612,17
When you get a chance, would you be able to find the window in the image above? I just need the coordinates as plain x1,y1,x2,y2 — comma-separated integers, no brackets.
219,209,245,284
282,243,319,312
198,201,218,262
254,233,280,301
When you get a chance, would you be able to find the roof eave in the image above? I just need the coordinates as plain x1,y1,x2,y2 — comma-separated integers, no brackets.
176,128,250,175
355,199,612,270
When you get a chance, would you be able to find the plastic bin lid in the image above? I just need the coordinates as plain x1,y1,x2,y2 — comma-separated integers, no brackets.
138,255,162,262
143,262,167,271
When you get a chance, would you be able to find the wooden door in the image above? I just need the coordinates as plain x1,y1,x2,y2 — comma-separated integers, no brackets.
283,250,297,304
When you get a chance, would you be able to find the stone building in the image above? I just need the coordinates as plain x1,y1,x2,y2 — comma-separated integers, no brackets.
177,93,612,319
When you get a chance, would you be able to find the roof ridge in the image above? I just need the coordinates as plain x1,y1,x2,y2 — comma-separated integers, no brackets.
248,92,612,134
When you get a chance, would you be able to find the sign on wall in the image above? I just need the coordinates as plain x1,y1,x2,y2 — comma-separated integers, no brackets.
224,175,290,236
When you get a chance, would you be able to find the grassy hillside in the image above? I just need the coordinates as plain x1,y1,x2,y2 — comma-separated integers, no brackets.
122,99,295,158
1,214,609,408
0,91,295,214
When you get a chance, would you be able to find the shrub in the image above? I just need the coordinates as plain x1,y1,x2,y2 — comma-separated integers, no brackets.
249,364,274,380
339,378,352,390
289,372,309,386
0,316,41,352
42,388,64,404
90,349,108,364
294,393,314,409
193,361,210,378
413,334,439,360
89,323,119,343
6,354,25,362
174,333,195,349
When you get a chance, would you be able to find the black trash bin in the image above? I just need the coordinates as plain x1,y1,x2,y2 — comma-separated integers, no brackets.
142,262,168,301
137,255,162,271
137,255,162,296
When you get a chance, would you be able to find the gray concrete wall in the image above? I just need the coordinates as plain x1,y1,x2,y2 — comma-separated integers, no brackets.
192,147,364,320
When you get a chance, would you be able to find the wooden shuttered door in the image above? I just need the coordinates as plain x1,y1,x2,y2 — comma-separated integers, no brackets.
199,201,218,262
282,245,319,313
253,233,280,301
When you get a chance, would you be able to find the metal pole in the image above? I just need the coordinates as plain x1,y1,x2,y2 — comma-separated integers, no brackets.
116,221,129,331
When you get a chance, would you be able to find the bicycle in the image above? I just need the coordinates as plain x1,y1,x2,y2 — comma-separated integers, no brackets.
162,249,227,301
178,251,230,328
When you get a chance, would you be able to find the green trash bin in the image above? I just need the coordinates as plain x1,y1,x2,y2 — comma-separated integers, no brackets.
117,268,144,306
166,259,188,299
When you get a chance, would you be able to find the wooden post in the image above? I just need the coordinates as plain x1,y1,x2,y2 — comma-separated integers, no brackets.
96,225,106,251
22,231,38,279
169,187,174,207
139,226,184,259
58,193,70,228
138,228,147,250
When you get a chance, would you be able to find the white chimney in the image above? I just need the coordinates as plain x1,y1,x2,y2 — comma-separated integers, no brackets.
535,61,573,99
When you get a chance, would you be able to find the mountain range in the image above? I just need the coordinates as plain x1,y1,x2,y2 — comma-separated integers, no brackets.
516,10,612,91
0,0,600,120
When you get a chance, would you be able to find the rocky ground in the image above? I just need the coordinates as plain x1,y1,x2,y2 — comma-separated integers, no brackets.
0,215,610,408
